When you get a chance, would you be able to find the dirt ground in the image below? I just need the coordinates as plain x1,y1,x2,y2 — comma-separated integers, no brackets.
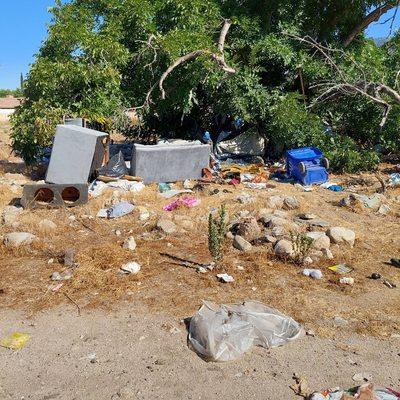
0,121,399,399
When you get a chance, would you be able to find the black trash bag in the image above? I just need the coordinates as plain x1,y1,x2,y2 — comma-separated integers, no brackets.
98,151,129,178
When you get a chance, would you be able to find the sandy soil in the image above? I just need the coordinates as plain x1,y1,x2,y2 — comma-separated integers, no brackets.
0,121,399,399
1,305,399,400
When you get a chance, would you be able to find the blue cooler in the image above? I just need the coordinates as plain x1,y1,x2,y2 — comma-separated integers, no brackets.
286,147,329,185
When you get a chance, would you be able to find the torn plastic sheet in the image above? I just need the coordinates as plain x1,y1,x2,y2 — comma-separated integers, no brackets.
188,301,303,362
97,201,135,219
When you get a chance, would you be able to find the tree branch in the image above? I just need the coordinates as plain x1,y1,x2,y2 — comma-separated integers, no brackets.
343,2,398,47
137,19,235,107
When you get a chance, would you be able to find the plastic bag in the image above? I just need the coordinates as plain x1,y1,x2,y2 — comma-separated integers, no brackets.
0,332,30,350
98,151,128,178
97,201,135,219
188,301,303,362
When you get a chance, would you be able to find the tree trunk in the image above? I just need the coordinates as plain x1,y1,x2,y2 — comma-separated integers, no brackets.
343,2,398,47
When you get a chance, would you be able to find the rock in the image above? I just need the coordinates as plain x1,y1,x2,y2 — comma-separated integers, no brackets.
294,217,330,227
137,206,150,221
258,208,273,219
377,204,390,215
306,232,331,250
157,219,177,234
321,248,334,259
235,218,262,241
302,269,323,279
121,262,141,274
326,227,356,247
226,231,235,240
269,216,289,228
274,239,293,257
1,206,23,226
283,196,300,210
3,232,36,247
265,235,277,244
123,237,137,251
303,256,313,265
233,235,253,252
39,219,57,231
341,193,384,211
333,316,348,327
273,210,288,218
266,195,284,209
236,192,253,204
352,372,372,382
297,213,317,220
50,271,72,281
309,250,324,261
271,226,286,237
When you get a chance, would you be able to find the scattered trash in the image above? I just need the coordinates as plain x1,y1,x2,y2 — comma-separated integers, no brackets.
340,277,355,285
188,301,303,362
64,248,76,267
389,173,400,187
216,273,234,283
383,280,397,289
309,383,400,400
302,269,323,280
51,283,64,292
97,201,135,219
370,272,381,280
390,258,400,268
120,262,141,274
0,332,30,350
89,179,144,197
328,263,354,274
158,182,172,193
163,196,200,211
326,184,343,192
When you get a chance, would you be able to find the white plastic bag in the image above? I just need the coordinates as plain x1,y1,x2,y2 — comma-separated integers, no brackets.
188,301,304,362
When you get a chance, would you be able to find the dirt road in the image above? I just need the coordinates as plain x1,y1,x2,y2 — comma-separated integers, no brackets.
1,305,399,400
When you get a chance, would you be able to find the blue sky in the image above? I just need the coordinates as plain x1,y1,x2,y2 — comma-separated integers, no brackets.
1,2,399,89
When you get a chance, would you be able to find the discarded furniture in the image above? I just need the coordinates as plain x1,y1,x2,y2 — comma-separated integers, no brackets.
21,183,88,209
45,125,109,185
286,147,329,185
131,142,211,183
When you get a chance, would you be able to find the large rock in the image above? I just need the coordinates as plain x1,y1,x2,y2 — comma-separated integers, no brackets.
1,206,23,226
326,227,356,247
274,239,294,257
233,235,253,252
306,232,331,250
3,232,36,247
157,219,177,234
39,219,57,231
283,196,300,210
340,193,384,211
235,218,262,241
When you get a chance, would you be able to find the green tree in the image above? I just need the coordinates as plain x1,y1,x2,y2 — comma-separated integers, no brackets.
11,0,400,169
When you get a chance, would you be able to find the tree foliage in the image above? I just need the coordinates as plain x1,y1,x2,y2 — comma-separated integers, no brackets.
11,0,400,170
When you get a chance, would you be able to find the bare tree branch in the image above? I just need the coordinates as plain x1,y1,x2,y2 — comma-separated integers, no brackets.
343,2,399,47
136,19,235,108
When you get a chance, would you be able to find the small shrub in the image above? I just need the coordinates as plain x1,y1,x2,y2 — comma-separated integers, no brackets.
290,232,313,263
208,205,226,263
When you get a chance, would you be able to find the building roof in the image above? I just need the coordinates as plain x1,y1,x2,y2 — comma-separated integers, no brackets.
0,96,23,109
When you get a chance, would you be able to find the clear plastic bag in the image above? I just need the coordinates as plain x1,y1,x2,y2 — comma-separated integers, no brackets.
98,151,128,178
188,301,304,362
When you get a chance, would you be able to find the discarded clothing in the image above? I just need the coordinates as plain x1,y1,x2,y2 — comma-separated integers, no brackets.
188,301,303,362
163,196,200,211
97,201,135,219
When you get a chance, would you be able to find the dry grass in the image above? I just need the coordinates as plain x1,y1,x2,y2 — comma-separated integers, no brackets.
0,120,399,338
